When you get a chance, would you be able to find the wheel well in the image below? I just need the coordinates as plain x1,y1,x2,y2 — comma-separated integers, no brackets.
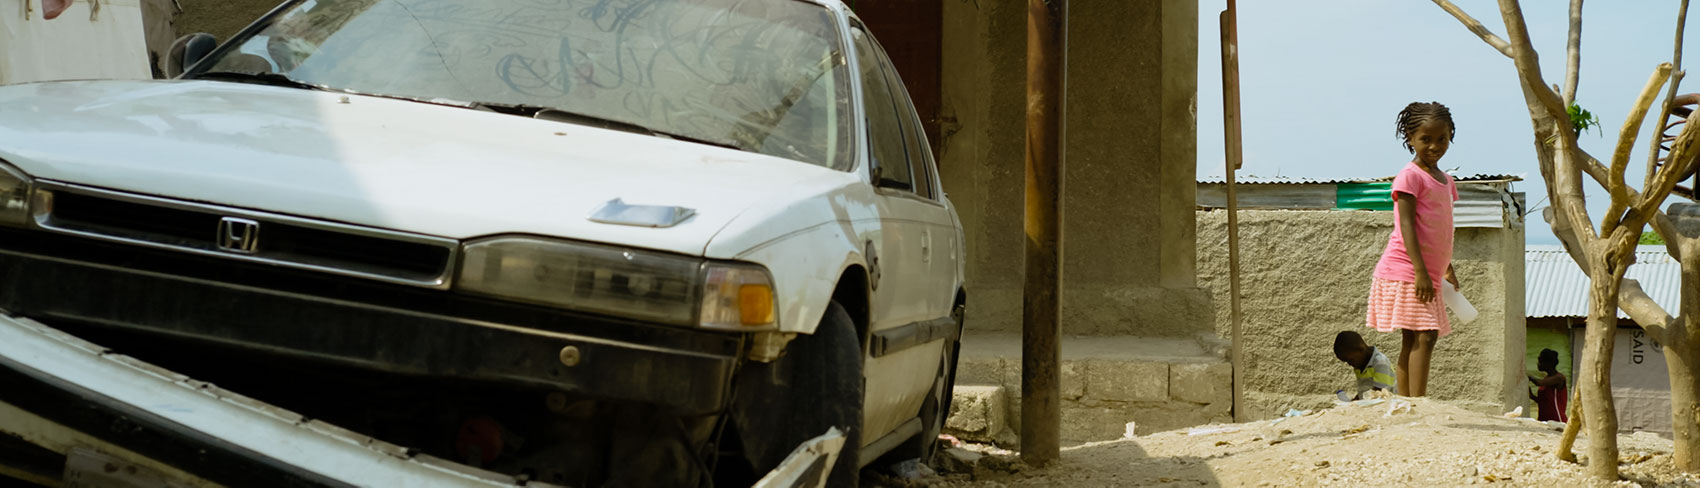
831,265,871,353
953,288,967,336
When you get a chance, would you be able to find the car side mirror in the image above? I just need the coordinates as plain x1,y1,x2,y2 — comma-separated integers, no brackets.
166,33,219,78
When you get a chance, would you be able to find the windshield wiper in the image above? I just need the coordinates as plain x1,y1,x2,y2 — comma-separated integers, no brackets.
650,129,744,152
468,102,744,151
190,71,335,91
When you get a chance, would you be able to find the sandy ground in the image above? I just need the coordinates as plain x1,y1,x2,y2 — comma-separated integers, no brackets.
875,397,1700,487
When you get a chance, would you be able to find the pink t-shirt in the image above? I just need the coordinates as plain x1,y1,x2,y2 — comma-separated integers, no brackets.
1374,162,1458,284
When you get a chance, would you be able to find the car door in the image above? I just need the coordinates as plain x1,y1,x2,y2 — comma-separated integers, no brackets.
888,45,959,321
849,25,956,450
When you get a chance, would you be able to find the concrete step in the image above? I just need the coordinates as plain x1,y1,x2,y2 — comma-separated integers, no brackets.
950,332,1231,443
943,384,1010,444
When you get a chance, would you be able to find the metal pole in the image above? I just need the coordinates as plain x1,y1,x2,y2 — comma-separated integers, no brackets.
1220,0,1246,422
1021,0,1063,466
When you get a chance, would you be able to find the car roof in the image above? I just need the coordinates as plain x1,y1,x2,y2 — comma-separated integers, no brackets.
798,0,851,15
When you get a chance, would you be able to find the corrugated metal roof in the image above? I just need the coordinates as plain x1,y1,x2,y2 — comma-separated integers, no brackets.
1196,183,1336,209
1197,174,1522,184
1197,179,1524,229
1196,176,1356,185
1526,245,1683,319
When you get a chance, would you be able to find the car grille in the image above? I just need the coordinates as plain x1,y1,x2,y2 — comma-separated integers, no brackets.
32,182,457,288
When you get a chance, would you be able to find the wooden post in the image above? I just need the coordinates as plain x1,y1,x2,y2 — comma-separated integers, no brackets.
1021,0,1064,466
1220,1,1246,421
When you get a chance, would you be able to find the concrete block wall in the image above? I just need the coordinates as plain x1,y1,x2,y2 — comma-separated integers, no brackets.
1196,209,1526,419
950,351,1232,442
939,0,1211,337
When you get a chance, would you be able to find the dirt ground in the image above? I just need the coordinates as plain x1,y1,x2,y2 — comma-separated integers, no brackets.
876,396,1700,487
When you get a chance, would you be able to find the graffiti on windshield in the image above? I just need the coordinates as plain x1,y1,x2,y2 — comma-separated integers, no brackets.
232,0,851,168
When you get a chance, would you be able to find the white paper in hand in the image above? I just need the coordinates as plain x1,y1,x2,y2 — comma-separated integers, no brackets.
1440,281,1477,324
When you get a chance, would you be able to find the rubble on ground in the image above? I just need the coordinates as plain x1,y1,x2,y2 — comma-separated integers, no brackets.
888,396,1697,487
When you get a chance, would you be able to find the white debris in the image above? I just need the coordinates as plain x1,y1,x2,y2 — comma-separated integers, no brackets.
1385,399,1414,417
1186,425,1243,436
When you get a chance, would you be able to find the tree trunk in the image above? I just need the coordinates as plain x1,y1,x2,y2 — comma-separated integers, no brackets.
1673,252,1700,470
1579,255,1623,479
1669,328,1700,470
1558,388,1583,462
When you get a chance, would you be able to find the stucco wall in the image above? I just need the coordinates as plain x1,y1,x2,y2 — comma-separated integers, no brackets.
941,0,1211,337
1196,209,1526,419
939,0,1028,336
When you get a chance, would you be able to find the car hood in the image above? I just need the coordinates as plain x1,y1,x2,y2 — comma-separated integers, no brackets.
0,80,851,256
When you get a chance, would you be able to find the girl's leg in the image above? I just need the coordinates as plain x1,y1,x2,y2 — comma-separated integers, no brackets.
1397,330,1414,397
1407,330,1440,397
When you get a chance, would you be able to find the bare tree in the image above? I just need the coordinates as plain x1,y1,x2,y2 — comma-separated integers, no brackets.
1431,0,1700,479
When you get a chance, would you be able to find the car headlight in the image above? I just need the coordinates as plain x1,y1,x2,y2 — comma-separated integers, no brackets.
0,162,31,228
457,236,778,330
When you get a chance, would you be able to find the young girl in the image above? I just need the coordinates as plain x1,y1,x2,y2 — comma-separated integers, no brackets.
1366,101,1461,398
1529,348,1569,422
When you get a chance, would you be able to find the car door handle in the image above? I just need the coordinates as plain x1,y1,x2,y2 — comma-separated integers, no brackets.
921,232,932,263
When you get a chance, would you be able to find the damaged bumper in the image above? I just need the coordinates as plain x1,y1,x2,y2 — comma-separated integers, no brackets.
0,229,741,415
0,311,557,487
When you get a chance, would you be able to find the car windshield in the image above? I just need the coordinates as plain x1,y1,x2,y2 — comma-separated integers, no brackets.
198,0,854,170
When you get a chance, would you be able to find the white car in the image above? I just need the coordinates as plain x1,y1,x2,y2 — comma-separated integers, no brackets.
0,0,965,485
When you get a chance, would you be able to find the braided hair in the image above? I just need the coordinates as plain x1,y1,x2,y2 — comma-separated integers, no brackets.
1394,102,1456,153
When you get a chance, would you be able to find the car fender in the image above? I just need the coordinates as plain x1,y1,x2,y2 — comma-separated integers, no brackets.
705,180,877,336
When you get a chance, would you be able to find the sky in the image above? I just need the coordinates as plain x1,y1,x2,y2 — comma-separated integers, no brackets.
1196,1,1700,245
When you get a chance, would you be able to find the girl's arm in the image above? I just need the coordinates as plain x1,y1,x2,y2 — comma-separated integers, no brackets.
1534,373,1567,388
1446,264,1461,290
1395,192,1435,302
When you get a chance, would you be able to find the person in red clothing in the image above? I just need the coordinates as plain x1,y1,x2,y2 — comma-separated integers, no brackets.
1529,349,1568,423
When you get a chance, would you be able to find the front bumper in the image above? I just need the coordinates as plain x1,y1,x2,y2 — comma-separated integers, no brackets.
0,311,552,487
0,228,742,415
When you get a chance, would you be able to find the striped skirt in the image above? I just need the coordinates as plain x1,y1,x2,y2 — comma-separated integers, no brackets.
1365,277,1451,337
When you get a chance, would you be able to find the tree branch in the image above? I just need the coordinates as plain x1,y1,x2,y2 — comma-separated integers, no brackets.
1545,207,1675,343
1499,2,1573,124
1564,0,1583,107
1652,211,1689,262
1574,145,1692,260
1603,63,1675,236
1489,0,1598,247
1555,131,1601,244
1431,0,1515,59
1478,0,1684,344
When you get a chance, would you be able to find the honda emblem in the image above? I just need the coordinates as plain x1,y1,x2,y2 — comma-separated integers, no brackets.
216,217,260,254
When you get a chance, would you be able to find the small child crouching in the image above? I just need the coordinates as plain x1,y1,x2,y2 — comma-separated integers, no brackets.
1334,331,1396,400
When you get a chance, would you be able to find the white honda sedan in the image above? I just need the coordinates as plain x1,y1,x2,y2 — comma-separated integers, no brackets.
0,0,964,485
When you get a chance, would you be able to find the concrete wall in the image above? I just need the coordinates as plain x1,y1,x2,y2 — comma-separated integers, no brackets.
938,0,1028,336
1197,209,1526,419
940,0,1211,337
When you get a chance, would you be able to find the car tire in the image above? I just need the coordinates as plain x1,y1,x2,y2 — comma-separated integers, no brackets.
730,301,863,488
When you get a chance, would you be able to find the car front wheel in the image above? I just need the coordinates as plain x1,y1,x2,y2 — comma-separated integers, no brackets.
730,301,863,487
